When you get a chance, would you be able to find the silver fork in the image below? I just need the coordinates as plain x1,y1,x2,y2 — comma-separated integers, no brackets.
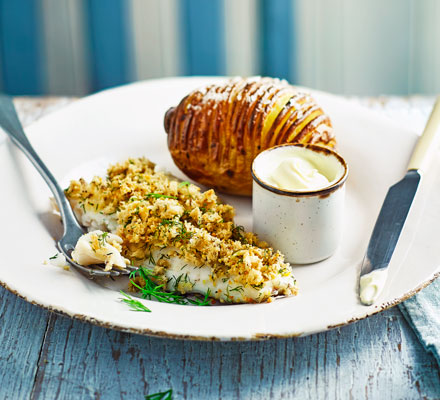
0,95,131,277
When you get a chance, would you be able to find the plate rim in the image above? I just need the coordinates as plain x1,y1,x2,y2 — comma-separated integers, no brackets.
1,270,438,341
1,76,439,341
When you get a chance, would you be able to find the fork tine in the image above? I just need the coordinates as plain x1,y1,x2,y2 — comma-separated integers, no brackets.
56,242,132,277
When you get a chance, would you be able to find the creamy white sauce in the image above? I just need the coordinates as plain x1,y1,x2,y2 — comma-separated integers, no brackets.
72,230,128,271
359,269,388,305
268,156,329,191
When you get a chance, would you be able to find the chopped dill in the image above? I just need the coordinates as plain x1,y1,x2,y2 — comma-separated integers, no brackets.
159,218,178,227
49,254,58,260
119,291,151,312
174,227,193,243
178,181,192,198
186,288,211,306
178,181,191,187
231,224,247,243
98,232,108,246
229,285,244,294
129,267,210,307
145,389,173,400
145,193,177,200
181,209,190,218
129,269,137,279
124,216,133,228
147,252,156,265
158,219,193,244
172,273,183,289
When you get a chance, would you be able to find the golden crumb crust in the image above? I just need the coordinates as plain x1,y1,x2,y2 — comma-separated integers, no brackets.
65,157,295,289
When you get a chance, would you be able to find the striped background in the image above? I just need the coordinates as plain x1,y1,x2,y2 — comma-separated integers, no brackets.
0,0,439,96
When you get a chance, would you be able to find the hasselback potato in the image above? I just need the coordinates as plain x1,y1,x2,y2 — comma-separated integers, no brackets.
164,77,335,196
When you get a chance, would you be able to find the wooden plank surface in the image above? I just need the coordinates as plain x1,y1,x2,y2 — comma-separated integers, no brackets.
0,289,49,399
29,308,440,400
0,97,438,400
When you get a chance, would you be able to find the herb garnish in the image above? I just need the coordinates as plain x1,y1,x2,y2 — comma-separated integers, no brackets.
147,252,156,265
49,254,58,260
145,389,173,400
158,219,193,244
98,232,108,246
145,193,178,200
251,283,264,290
178,181,193,198
124,216,133,228
231,224,248,243
229,285,244,294
119,291,151,312
127,267,211,307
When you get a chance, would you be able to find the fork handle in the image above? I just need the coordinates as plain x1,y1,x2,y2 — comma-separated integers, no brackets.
0,95,82,234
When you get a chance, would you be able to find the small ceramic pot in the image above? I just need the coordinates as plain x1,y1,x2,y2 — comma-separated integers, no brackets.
251,144,348,264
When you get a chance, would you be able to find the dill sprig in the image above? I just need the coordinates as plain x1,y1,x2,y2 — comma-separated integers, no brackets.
98,232,108,246
147,252,156,265
229,285,244,294
185,290,211,306
158,219,193,244
231,224,248,243
130,267,211,307
145,389,173,400
119,291,151,312
178,181,191,187
178,181,193,198
145,193,178,200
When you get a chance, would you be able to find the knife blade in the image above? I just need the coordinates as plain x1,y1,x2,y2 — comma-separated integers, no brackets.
359,97,440,305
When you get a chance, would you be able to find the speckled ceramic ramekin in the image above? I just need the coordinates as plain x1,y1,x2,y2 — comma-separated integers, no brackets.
251,144,349,264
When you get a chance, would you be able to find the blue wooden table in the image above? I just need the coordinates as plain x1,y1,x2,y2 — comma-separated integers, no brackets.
1,98,439,400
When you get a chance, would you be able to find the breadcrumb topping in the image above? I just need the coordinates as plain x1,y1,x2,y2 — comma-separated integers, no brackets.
65,158,296,289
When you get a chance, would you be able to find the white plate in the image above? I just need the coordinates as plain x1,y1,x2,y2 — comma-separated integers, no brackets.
1,77,439,340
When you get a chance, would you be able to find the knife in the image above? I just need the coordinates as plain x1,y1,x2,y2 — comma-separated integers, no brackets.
359,97,440,305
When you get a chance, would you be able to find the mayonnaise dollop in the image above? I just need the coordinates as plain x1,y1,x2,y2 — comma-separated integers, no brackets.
268,157,329,191
359,269,388,305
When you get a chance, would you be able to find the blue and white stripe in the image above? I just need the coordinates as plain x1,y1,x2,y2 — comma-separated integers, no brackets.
180,0,225,76
223,0,259,77
0,0,440,96
0,0,44,94
41,0,89,95
129,0,182,79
